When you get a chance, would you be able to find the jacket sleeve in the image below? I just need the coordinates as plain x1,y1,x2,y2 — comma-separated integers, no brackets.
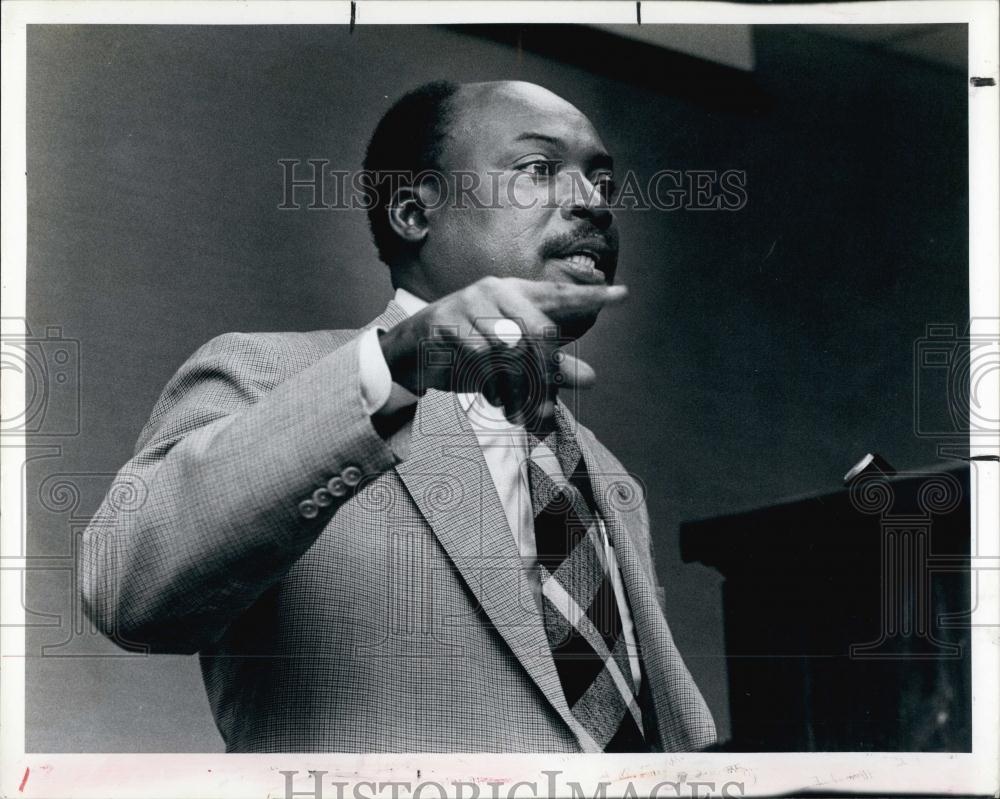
80,331,400,654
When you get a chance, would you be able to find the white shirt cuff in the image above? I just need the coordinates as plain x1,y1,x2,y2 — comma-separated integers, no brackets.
358,326,419,416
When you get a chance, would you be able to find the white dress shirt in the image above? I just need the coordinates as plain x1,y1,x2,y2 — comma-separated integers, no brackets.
356,288,642,691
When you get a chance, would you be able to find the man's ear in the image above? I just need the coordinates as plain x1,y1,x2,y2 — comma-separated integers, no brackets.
387,183,436,247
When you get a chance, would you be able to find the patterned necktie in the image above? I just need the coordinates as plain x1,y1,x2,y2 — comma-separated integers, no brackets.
526,413,647,752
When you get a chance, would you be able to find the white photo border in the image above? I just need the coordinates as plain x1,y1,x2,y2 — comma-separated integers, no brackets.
1,1,997,797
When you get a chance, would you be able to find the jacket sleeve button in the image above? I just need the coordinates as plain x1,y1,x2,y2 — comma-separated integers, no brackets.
298,499,319,519
341,465,363,487
313,487,334,507
326,476,348,497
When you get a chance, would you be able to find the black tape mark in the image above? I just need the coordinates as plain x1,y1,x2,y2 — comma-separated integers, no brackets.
636,1,641,25
350,0,356,34
970,77,996,87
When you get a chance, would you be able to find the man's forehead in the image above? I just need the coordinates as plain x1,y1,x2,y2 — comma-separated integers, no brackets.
448,80,606,155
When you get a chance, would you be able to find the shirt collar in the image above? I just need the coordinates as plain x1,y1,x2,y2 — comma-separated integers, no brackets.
393,286,429,317
392,287,518,434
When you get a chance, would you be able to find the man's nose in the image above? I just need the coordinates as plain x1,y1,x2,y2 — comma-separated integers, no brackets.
559,176,614,230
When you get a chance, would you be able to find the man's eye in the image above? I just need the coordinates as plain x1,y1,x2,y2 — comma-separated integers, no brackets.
517,160,560,177
596,176,617,200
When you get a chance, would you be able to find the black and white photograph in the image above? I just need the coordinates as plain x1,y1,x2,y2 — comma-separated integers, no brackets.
1,1,997,797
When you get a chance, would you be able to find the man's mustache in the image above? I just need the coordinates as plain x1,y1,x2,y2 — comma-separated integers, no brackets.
541,227,618,260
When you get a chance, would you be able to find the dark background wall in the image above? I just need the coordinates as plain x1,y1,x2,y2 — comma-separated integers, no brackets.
25,24,968,751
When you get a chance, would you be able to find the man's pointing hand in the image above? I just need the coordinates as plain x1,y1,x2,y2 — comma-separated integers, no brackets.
378,276,628,428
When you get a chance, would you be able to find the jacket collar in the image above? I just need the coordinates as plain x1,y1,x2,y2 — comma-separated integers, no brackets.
366,297,409,332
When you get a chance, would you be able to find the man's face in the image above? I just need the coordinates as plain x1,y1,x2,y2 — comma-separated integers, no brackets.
416,82,619,314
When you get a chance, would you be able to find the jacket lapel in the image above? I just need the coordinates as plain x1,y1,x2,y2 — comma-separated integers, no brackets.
392,388,588,747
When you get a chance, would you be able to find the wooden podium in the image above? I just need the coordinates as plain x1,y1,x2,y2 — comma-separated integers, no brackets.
681,464,972,751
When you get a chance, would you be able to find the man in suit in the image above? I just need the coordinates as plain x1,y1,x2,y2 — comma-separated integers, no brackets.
81,80,716,752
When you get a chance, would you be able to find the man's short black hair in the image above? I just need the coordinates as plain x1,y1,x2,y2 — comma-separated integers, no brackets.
363,80,461,266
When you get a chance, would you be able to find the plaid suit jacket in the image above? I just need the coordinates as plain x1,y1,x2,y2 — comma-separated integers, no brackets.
81,300,717,753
